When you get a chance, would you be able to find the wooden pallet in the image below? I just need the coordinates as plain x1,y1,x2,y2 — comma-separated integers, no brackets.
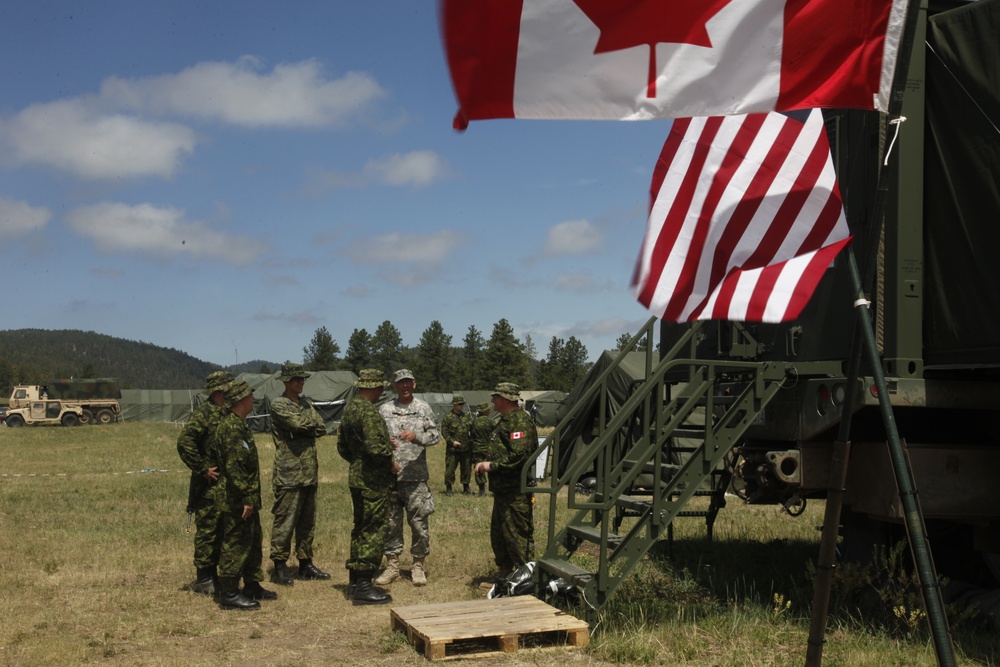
390,596,589,661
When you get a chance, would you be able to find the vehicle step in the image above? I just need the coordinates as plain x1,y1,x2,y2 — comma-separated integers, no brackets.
566,524,623,546
535,558,594,585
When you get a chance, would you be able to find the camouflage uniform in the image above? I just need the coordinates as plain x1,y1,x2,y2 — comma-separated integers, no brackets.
470,403,495,493
176,371,231,573
441,398,472,491
338,387,396,572
212,406,264,586
487,384,538,571
378,389,440,559
268,388,327,565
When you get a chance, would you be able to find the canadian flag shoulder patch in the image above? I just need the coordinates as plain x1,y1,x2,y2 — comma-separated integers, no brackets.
510,431,525,440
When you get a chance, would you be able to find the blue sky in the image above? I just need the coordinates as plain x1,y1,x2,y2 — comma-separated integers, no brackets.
0,1,671,369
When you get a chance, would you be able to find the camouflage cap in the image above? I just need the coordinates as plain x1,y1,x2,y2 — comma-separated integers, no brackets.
477,402,491,413
355,368,389,389
279,361,311,382
491,382,521,402
204,371,234,394
451,395,466,405
224,380,253,408
392,369,415,383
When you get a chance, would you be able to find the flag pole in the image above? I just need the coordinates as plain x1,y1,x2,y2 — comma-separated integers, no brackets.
805,0,956,665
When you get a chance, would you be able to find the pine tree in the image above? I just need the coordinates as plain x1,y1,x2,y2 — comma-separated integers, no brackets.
371,320,405,376
458,325,485,389
615,331,648,352
481,318,531,388
344,328,373,374
413,320,453,392
302,326,341,371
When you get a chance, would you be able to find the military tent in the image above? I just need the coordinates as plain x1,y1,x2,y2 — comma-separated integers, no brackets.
236,371,357,433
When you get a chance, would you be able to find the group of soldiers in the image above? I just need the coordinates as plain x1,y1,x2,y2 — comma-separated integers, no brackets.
177,362,539,610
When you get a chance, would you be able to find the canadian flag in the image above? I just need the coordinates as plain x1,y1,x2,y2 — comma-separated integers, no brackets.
442,0,908,128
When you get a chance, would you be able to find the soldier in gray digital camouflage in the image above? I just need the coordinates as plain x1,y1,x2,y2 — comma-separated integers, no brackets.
268,361,331,586
375,369,441,587
470,402,495,497
440,395,472,495
475,382,539,578
211,380,277,610
176,370,233,595
337,368,399,605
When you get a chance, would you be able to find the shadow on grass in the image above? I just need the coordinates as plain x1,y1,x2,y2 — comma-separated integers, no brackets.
591,536,1000,666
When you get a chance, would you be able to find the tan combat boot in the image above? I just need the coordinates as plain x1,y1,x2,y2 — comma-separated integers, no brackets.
374,555,400,586
411,558,428,586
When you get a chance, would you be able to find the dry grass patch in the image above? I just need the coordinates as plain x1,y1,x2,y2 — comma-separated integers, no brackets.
1,423,997,665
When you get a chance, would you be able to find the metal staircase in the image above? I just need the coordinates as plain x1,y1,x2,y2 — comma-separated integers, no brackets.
526,318,792,612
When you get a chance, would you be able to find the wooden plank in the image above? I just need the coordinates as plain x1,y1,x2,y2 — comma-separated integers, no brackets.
391,596,590,661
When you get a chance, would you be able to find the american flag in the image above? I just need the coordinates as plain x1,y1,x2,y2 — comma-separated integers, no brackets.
631,109,852,323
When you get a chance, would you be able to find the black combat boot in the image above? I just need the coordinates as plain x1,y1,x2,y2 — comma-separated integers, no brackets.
191,566,216,595
242,580,278,601
270,561,295,586
217,576,260,611
297,559,331,580
478,484,486,497
351,571,392,606
462,484,471,495
346,568,358,597
445,485,453,496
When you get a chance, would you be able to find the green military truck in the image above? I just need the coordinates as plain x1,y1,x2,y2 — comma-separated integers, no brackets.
7,378,123,425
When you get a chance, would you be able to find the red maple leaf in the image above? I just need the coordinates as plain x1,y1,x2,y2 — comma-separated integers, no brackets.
573,0,732,98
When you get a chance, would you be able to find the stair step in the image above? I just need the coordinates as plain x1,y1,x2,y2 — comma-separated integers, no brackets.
671,428,706,440
616,494,651,512
566,524,623,546
536,558,593,585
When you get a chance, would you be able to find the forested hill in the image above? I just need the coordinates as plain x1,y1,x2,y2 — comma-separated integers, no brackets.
0,329,267,390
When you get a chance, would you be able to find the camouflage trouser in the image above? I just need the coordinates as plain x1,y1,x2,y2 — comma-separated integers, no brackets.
269,485,316,563
384,481,435,558
445,448,472,487
490,490,534,570
218,509,264,583
472,448,489,488
191,495,222,570
348,487,391,571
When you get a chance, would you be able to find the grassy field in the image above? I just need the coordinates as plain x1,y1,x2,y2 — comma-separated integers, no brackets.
0,422,996,666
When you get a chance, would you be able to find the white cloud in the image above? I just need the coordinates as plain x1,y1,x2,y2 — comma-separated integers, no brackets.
346,230,464,265
344,229,465,287
363,151,452,187
65,202,264,264
99,57,388,128
0,100,196,180
0,197,51,237
553,270,614,293
544,219,602,256
305,150,452,194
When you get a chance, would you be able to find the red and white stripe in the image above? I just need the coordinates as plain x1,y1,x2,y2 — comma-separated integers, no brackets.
631,109,851,323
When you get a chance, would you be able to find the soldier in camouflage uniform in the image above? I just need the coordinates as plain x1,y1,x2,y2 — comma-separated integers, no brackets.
374,369,441,587
337,369,399,605
440,395,472,495
268,361,331,586
176,370,233,595
211,380,277,610
470,402,495,497
474,382,539,577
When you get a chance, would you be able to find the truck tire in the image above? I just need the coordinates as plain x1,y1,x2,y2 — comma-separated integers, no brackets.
6,414,25,428
61,413,81,427
96,409,114,425
80,409,95,425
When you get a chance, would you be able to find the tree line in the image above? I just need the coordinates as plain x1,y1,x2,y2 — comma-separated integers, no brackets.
299,318,597,393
